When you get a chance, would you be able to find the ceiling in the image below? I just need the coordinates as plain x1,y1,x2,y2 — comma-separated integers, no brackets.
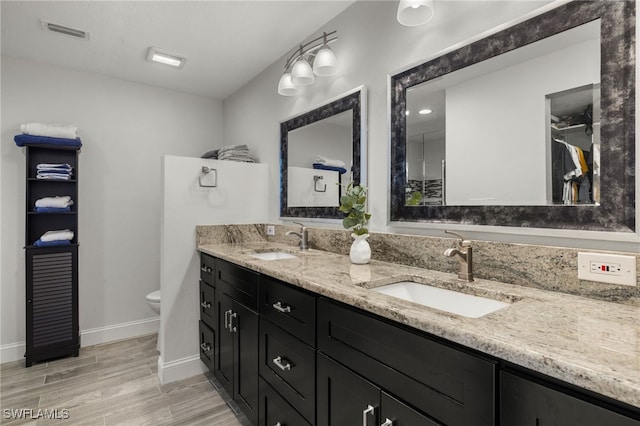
1,1,356,100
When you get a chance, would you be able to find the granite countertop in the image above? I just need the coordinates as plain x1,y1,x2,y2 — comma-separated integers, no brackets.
198,241,640,409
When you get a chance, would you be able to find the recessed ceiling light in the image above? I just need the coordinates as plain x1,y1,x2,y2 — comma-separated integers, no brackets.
41,20,89,40
418,109,432,115
146,47,186,69
405,110,410,116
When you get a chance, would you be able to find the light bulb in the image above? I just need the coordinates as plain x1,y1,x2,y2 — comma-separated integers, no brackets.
313,45,338,77
278,73,297,96
291,57,315,86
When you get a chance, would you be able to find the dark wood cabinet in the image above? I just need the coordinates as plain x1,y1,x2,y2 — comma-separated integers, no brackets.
317,353,439,426
500,370,640,426
25,145,80,367
259,377,311,426
213,259,260,426
318,297,496,426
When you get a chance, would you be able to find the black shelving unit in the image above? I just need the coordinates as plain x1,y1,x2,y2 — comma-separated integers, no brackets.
24,145,80,367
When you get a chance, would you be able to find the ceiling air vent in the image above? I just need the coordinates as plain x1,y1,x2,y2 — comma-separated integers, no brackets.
41,20,90,40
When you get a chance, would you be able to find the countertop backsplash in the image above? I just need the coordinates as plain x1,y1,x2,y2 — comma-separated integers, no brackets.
195,224,640,306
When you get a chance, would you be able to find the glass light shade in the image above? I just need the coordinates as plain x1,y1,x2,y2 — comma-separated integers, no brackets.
397,0,435,27
291,57,315,86
278,72,297,96
313,45,338,77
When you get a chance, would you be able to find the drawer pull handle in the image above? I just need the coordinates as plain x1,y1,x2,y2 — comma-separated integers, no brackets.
200,342,211,352
229,312,237,332
272,356,291,371
272,301,291,313
363,404,375,426
201,266,212,273
200,301,211,309
224,309,231,329
381,419,393,426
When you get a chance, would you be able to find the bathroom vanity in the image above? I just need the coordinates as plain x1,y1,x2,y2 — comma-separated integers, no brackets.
197,242,640,426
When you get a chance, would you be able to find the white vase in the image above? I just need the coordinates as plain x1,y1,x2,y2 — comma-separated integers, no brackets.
350,233,371,264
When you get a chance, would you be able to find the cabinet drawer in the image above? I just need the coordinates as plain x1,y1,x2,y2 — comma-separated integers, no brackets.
318,298,496,426
259,377,311,426
259,275,316,346
199,321,215,372
200,253,215,285
199,281,216,329
259,317,315,423
501,371,640,426
216,258,259,310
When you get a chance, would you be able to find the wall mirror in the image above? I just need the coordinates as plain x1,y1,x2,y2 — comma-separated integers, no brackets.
281,86,367,219
390,1,635,232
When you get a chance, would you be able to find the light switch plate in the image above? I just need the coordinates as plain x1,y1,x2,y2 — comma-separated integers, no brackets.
577,252,637,286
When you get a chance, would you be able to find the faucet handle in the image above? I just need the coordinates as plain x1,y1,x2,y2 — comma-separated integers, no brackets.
293,221,306,230
444,230,471,247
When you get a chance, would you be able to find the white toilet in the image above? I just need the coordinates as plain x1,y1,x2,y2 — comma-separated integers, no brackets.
146,290,161,314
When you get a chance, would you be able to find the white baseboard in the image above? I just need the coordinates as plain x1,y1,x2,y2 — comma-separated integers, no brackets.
80,317,159,347
158,354,207,385
0,316,160,364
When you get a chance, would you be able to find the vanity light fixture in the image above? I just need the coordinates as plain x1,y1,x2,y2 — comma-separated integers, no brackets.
146,46,186,69
397,0,435,27
278,31,338,96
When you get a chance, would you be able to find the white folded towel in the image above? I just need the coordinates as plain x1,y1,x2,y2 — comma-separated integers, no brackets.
313,155,346,168
40,229,74,242
36,173,71,180
35,196,73,208
21,122,78,139
37,163,73,171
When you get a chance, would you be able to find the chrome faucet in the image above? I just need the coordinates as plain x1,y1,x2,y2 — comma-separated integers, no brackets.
444,230,474,282
286,221,309,250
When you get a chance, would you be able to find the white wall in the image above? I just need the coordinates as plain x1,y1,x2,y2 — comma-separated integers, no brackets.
288,116,352,169
159,155,269,383
288,166,341,207
1,56,223,361
222,1,640,251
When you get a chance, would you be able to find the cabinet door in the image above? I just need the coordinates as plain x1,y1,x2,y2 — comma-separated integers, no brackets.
259,377,311,426
199,321,215,372
199,281,216,330
215,289,234,393
381,392,442,426
317,353,380,426
501,371,640,426
234,300,259,426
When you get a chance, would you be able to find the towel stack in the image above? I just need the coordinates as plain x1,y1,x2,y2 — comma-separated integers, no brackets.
312,155,347,174
33,229,74,247
14,122,82,148
36,163,73,180
217,144,259,163
34,196,74,213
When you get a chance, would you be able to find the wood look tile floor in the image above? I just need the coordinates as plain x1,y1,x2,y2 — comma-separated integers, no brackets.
0,334,250,425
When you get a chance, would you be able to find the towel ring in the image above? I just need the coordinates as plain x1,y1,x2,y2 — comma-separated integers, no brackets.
199,166,217,188
313,175,326,192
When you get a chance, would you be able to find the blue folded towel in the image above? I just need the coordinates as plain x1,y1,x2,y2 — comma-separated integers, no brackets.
33,239,71,247
312,163,347,174
14,134,82,148
33,206,71,213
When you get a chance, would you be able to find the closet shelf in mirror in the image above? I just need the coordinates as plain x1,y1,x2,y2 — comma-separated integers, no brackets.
551,122,600,132
27,178,77,182
27,211,76,215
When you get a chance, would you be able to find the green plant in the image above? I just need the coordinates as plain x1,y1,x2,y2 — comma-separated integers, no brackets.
406,191,423,206
339,183,371,236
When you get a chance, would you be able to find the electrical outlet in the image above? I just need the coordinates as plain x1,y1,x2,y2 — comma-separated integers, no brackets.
265,225,275,236
577,252,637,286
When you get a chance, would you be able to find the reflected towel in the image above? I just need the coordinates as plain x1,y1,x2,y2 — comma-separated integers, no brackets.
313,155,345,168
35,196,73,208
36,173,71,180
21,122,78,139
37,163,73,172
40,229,74,242
312,163,347,174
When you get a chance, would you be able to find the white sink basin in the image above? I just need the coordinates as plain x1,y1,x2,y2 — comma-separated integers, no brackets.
372,281,510,318
248,251,297,261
